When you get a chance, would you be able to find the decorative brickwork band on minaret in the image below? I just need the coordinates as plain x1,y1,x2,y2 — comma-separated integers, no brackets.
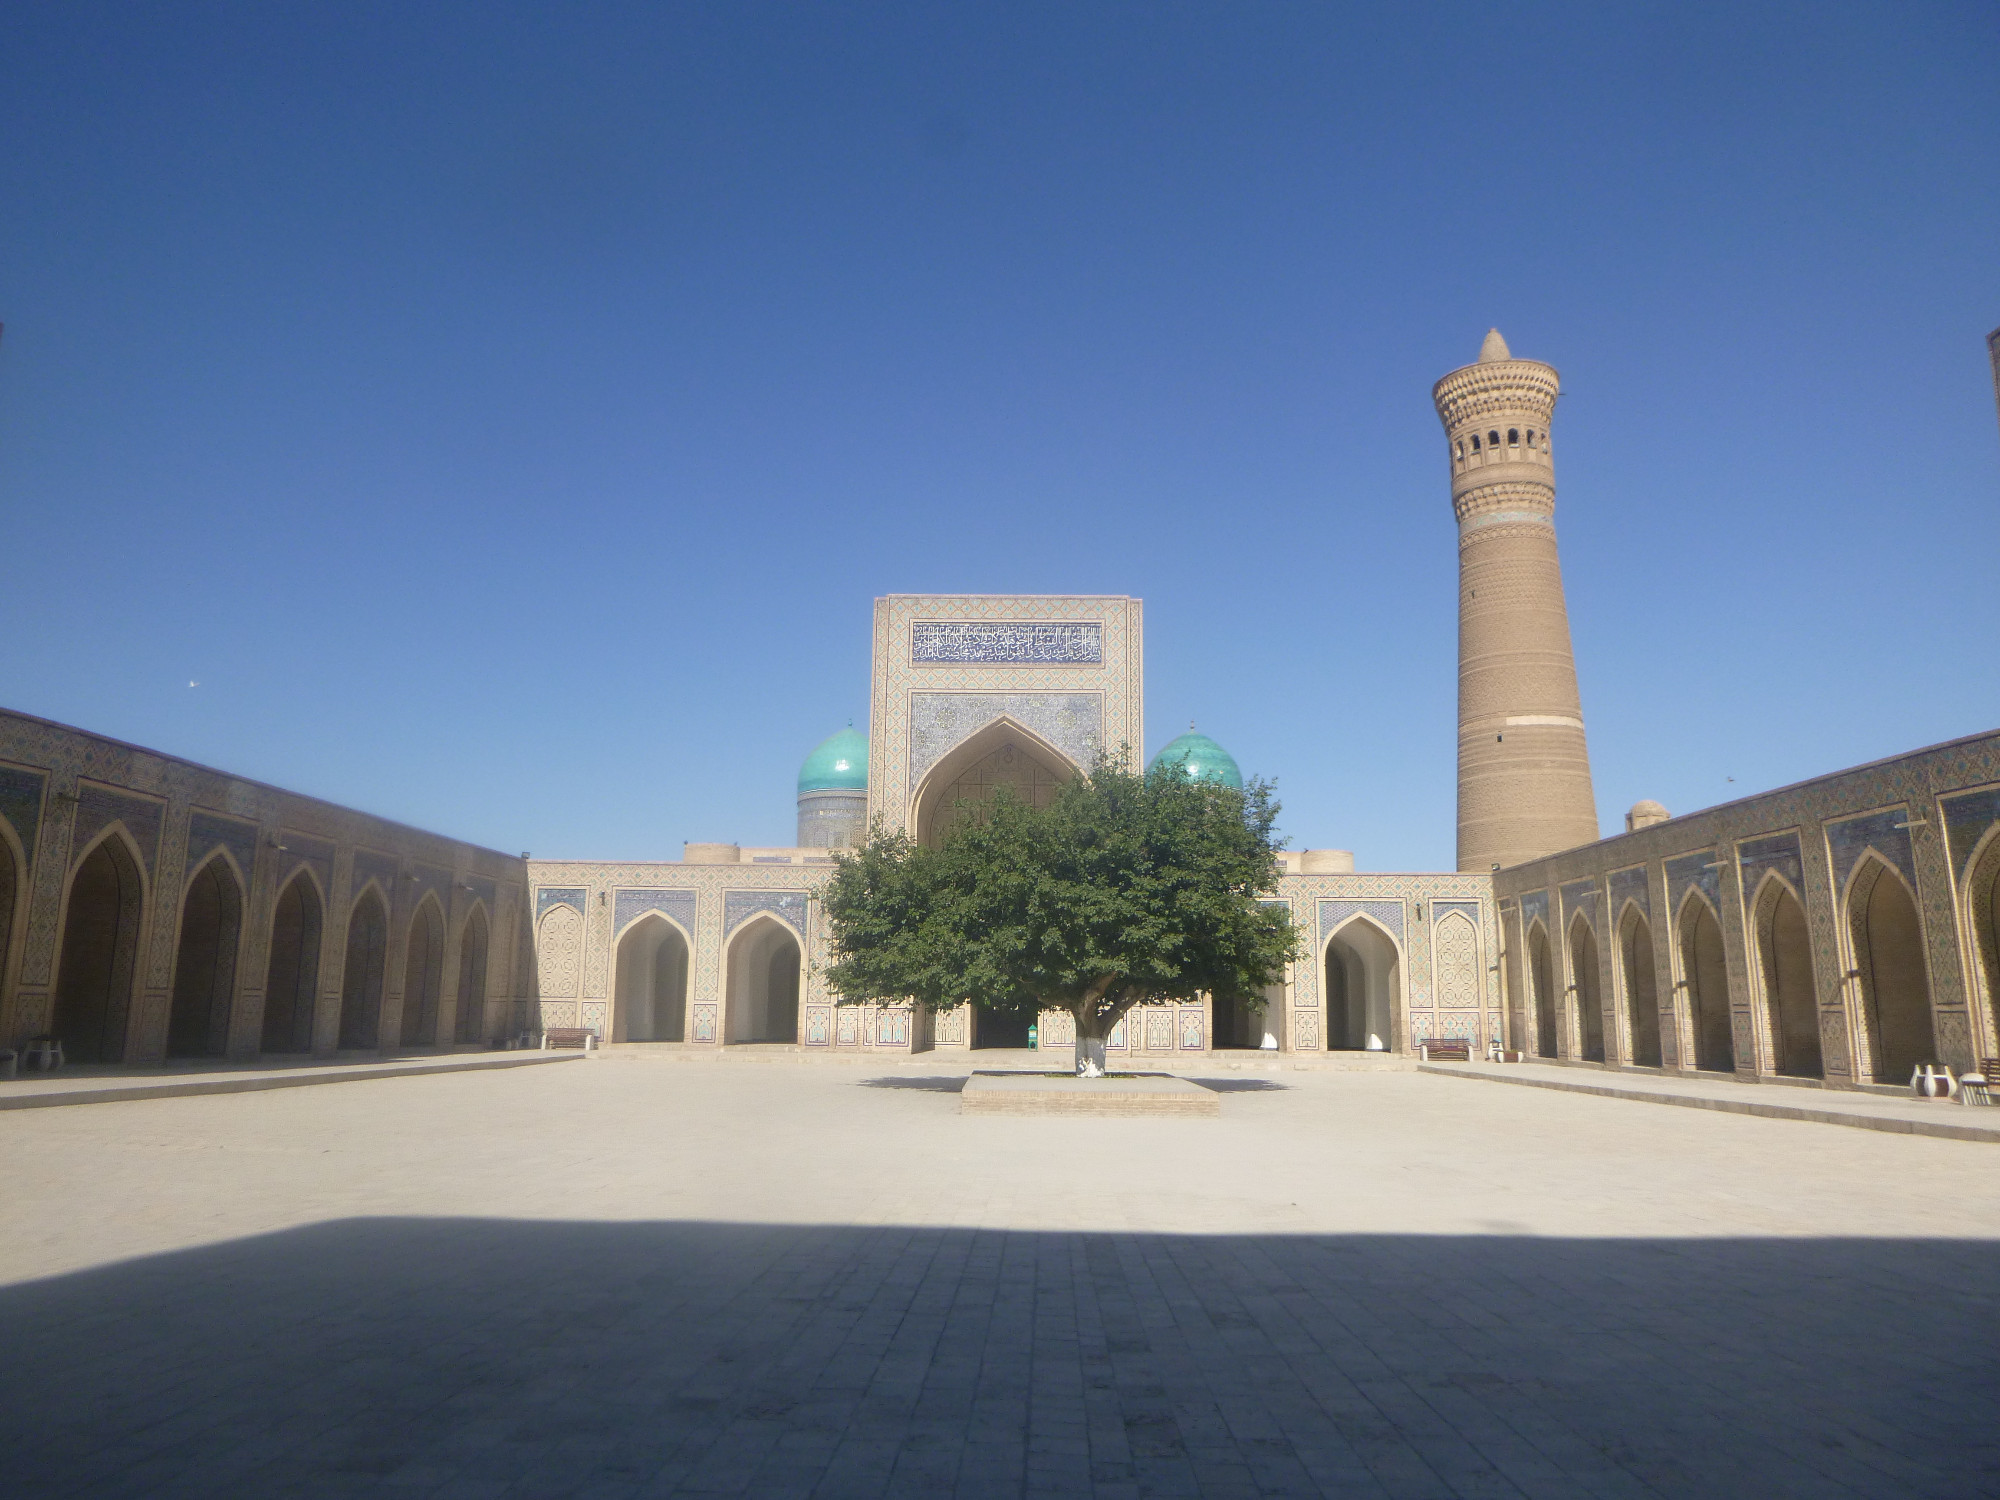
1433,330,1599,872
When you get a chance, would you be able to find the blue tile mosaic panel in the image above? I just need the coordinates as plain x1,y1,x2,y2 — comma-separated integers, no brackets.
1318,899,1405,946
536,887,587,920
1664,851,1723,915
1942,787,2000,883
1826,810,1917,896
1559,880,1599,927
1736,831,1805,903
614,888,697,936
353,850,400,903
723,890,808,938
1607,865,1650,919
186,810,259,888
911,620,1101,664
73,784,163,874
1519,889,1550,932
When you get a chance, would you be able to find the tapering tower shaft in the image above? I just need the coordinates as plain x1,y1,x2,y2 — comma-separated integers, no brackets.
1433,331,1598,872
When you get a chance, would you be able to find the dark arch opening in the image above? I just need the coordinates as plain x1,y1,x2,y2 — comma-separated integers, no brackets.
454,906,491,1044
725,918,801,1044
1969,834,2000,1061
613,913,689,1042
1850,860,1935,1082
167,858,242,1059
1681,899,1734,1073
0,834,17,1007
338,891,388,1050
54,838,145,1064
1569,915,1605,1062
1527,923,1557,1058
262,874,322,1054
1756,881,1821,1078
1620,907,1662,1067
399,898,445,1048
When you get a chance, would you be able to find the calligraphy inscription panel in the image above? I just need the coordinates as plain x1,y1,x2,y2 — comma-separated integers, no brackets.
911,621,1101,665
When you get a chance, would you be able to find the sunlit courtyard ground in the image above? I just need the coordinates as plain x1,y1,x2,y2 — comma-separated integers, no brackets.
3,1056,1996,1498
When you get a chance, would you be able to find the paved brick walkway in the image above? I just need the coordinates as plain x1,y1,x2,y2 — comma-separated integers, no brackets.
1,1059,1995,1497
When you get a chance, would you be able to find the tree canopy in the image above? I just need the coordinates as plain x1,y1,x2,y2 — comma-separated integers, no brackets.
818,750,1301,1073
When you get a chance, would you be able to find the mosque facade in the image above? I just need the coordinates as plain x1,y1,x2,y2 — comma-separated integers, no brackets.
4,332,2000,1086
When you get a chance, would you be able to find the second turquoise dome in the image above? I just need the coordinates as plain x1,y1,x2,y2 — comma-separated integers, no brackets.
1149,730,1243,790
798,727,869,794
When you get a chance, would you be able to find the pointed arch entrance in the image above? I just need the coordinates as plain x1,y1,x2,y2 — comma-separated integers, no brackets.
1679,894,1734,1073
1323,917,1396,1051
1753,877,1821,1078
1568,913,1605,1062
1526,921,1557,1058
262,872,323,1054
1847,856,1935,1083
724,916,801,1043
1966,830,2000,1059
911,718,1078,848
0,827,20,1019
167,855,243,1059
399,896,445,1047
338,889,388,1050
54,835,146,1064
1618,905,1662,1067
614,913,690,1042
453,905,491,1044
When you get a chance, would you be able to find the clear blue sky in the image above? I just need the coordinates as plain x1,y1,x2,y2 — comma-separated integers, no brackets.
2,3,1996,867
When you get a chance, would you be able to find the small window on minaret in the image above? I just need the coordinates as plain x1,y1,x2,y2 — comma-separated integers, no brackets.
1526,429,1536,447
1508,428,1519,447
1455,441,1464,461
1489,430,1500,448
1470,434,1480,453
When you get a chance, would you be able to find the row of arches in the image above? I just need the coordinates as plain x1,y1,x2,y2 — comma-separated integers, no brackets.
1456,428,1548,462
16,829,499,1065
608,911,799,1044
1521,851,1948,1084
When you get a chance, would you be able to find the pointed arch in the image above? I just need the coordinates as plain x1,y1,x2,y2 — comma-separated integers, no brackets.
1677,888,1734,1073
399,893,446,1048
262,868,324,1054
613,910,690,1042
0,813,25,1027
1616,899,1662,1067
1322,912,1399,1051
1749,871,1821,1078
53,827,147,1064
1525,918,1557,1058
1845,852,1935,1083
723,912,801,1044
453,901,492,1044
338,887,389,1050
167,849,244,1059
910,716,1081,847
1567,909,1605,1062
1962,822,2000,1060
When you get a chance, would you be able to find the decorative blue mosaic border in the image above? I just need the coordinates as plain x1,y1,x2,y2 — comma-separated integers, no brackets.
723,890,808,939
536,886,586,920
615,888,697,936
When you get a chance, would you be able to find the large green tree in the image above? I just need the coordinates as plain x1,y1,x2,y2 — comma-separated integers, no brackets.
819,751,1300,1075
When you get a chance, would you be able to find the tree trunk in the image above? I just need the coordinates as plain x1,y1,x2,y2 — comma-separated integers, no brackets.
1071,985,1134,1077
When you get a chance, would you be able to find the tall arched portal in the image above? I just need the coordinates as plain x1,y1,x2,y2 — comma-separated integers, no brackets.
54,837,145,1064
725,918,801,1044
1569,914,1604,1062
614,914,690,1042
1527,923,1557,1058
912,720,1076,848
1324,919,1396,1051
262,873,322,1054
338,890,388,1050
399,897,445,1048
1849,858,1935,1083
1969,834,2000,1060
1755,879,1821,1078
1619,906,1662,1067
453,906,491,1044
1680,896,1734,1073
167,857,243,1059
0,834,17,1003
1213,985,1283,1050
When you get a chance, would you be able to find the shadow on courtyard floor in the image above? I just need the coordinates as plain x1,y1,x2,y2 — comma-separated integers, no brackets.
2,1221,1994,1498
859,1075,967,1092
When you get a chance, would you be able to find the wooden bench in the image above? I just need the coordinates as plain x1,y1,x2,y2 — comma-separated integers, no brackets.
540,1028,599,1053
1960,1058,2000,1107
1418,1037,1472,1062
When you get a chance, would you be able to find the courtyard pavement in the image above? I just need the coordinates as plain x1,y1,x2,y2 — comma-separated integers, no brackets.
1,1055,1996,1497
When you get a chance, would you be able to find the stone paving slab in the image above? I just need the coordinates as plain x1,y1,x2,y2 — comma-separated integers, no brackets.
0,1049,580,1110
960,1071,1220,1117
1418,1059,2000,1142
1,1059,1995,1496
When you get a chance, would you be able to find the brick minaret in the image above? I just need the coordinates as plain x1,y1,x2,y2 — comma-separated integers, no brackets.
1433,329,1598,872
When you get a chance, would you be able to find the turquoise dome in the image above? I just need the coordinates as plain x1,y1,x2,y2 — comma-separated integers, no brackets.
1149,729,1243,790
798,727,869,794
